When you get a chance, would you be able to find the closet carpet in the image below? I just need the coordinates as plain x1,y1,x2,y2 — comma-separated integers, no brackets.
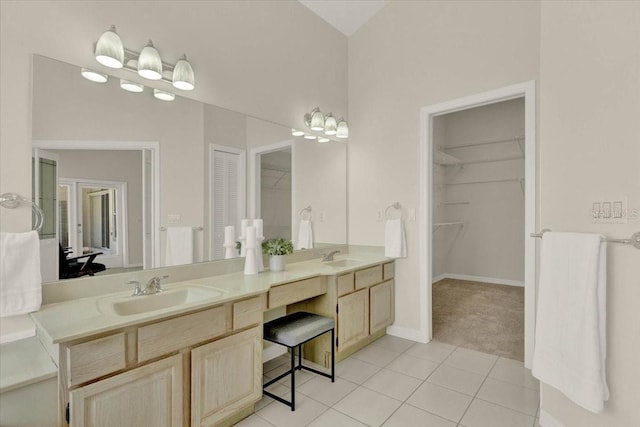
432,278,524,361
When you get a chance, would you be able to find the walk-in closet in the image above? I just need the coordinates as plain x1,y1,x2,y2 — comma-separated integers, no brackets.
432,98,525,361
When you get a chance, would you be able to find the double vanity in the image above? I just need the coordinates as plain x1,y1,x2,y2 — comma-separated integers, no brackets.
21,249,395,426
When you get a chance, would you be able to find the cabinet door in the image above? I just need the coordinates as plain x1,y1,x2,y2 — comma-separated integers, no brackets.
370,280,394,334
338,289,369,352
69,354,183,427
191,327,262,427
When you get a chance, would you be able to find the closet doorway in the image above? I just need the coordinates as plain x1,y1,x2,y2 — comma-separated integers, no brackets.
419,82,537,366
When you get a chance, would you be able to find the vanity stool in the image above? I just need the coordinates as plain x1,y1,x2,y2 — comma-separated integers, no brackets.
262,311,335,411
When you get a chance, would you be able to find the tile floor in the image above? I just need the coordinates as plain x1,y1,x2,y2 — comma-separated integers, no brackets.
235,336,541,427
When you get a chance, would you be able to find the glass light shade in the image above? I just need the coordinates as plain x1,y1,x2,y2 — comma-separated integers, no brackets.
95,25,124,68
291,129,305,136
324,114,337,135
120,79,144,93
172,55,195,90
81,68,108,83
153,88,175,101
318,137,330,143
138,40,163,80
309,107,325,131
336,118,349,139
304,134,317,140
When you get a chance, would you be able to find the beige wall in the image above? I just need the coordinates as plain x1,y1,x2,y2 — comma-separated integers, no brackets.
0,0,347,232
348,0,540,334
538,2,640,426
434,99,525,283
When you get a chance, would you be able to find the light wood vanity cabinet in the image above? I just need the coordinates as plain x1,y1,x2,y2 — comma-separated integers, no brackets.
337,289,370,352
60,295,265,427
370,280,395,334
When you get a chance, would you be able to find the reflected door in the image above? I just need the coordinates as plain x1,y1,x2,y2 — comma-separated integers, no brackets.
32,148,59,282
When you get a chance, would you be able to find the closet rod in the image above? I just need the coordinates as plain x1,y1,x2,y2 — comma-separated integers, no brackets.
443,136,523,150
445,178,523,186
454,155,524,165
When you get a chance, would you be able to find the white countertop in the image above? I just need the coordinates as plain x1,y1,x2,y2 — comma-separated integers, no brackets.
30,253,391,345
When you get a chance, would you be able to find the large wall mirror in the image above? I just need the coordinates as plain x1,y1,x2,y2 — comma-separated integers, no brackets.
32,55,347,283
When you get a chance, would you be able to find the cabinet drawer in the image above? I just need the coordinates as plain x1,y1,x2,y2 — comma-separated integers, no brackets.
138,306,228,362
337,272,355,297
355,265,383,289
67,332,126,387
233,294,266,330
268,277,326,309
383,262,395,281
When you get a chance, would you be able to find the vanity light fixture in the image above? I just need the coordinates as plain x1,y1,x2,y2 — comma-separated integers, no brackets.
120,79,144,93
304,107,348,139
153,88,175,101
304,134,317,140
172,55,195,90
336,117,349,139
138,40,163,80
291,129,305,137
318,137,330,143
81,68,108,83
91,25,196,91
95,25,124,68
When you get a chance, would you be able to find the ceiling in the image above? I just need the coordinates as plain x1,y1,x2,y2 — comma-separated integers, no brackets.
298,0,389,37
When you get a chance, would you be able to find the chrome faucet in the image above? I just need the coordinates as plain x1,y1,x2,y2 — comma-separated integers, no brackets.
130,275,169,296
321,250,340,262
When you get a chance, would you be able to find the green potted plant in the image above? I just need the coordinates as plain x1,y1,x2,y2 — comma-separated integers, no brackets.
262,238,294,272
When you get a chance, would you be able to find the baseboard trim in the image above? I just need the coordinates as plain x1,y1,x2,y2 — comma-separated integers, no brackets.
539,410,565,427
433,273,524,287
386,325,429,343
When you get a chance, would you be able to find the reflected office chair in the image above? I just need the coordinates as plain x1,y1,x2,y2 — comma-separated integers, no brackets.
58,244,106,279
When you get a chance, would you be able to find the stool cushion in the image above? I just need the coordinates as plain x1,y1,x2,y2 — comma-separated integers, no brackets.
264,312,335,347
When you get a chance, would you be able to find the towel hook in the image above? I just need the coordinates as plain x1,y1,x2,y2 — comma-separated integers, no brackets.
385,202,402,220
0,192,44,231
299,205,312,220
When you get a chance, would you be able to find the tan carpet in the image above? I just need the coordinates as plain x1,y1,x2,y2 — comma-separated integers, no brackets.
432,278,524,361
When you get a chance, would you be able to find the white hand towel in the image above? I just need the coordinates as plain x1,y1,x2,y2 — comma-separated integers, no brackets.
165,226,194,266
296,219,314,250
532,232,609,413
385,218,407,258
0,231,42,317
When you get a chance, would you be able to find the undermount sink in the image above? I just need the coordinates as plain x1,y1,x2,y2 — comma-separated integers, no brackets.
99,285,224,316
324,259,367,268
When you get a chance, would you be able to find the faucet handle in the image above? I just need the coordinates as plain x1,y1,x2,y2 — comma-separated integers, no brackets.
155,275,169,292
128,280,142,296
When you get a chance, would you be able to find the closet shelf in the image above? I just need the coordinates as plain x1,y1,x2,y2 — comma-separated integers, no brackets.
452,155,524,166
433,151,462,166
433,222,465,232
438,201,470,206
443,136,523,150
445,178,523,186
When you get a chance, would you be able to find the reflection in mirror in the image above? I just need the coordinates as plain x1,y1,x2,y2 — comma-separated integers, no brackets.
31,54,347,284
259,147,292,240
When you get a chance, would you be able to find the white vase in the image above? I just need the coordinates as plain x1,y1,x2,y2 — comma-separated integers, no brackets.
269,255,285,272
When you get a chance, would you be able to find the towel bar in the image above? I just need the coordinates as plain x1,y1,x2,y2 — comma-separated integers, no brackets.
0,193,44,231
530,229,640,250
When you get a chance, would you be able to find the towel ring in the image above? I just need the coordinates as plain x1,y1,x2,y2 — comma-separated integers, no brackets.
0,192,44,231
385,202,402,220
299,205,312,220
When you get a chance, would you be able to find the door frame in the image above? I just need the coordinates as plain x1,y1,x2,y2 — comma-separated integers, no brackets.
32,140,160,269
208,144,246,260
418,81,537,367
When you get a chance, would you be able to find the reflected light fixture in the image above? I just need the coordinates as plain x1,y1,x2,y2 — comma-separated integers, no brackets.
81,68,108,83
120,79,144,93
318,137,330,143
95,25,124,68
153,88,175,101
172,54,195,90
304,134,316,140
138,40,163,80
291,129,305,137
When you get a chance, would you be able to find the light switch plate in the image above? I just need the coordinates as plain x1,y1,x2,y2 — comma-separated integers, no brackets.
408,207,416,221
593,196,628,224
167,214,181,224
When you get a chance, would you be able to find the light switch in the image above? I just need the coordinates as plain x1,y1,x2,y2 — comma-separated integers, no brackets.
613,201,623,218
593,196,628,224
592,203,600,219
602,202,611,218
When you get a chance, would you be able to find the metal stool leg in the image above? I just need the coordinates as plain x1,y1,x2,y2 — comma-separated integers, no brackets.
298,344,303,370
290,346,295,411
331,328,335,382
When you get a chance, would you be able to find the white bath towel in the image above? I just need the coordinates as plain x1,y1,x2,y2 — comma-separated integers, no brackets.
532,232,609,413
296,219,314,250
165,226,194,266
385,218,407,258
0,231,42,317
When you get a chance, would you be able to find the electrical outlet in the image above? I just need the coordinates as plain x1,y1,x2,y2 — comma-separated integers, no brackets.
593,197,628,224
377,210,383,222
318,211,325,222
408,207,416,221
